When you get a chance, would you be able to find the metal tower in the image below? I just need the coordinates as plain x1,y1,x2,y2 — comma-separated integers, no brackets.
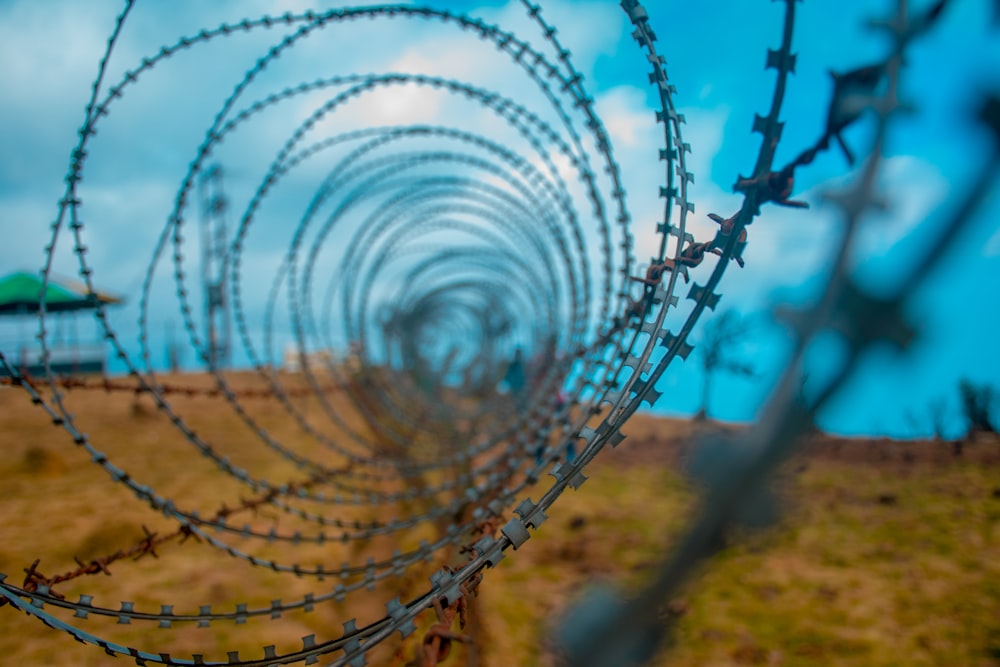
199,164,231,369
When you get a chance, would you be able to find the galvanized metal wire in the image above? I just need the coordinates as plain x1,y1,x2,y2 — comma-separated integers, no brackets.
0,1,995,665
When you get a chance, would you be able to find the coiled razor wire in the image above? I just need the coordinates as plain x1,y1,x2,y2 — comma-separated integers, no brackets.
1,1,997,665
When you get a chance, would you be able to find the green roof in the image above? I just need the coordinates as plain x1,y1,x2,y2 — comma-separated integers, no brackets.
0,272,122,315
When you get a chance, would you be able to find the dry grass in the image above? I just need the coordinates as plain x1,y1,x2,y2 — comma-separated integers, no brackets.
0,378,998,666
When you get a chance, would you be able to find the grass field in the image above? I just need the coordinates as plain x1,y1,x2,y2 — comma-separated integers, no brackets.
0,376,998,666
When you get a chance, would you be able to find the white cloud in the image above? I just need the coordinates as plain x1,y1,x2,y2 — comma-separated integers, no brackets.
595,86,649,150
0,2,111,105
854,156,949,254
986,227,1000,257
602,97,741,270
476,0,625,81
710,155,948,308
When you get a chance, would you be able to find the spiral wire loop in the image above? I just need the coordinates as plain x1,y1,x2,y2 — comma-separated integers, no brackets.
1,1,996,665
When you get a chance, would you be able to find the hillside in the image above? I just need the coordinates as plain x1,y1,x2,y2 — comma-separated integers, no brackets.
0,378,997,666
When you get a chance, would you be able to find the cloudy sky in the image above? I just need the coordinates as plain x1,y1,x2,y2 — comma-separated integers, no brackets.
0,0,997,437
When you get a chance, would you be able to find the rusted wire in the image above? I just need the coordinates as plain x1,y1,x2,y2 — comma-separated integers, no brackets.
0,373,341,399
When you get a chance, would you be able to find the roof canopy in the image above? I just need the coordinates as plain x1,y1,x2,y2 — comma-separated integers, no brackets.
0,271,123,316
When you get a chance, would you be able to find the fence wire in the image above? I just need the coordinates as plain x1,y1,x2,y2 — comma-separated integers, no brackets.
0,1,996,666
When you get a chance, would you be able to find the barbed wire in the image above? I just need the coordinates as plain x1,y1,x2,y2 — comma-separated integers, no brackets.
0,373,342,399
0,1,994,665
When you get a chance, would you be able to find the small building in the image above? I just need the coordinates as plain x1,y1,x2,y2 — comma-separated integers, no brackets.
0,271,122,378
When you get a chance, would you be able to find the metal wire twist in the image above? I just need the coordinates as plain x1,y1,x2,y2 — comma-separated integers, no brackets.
1,1,995,666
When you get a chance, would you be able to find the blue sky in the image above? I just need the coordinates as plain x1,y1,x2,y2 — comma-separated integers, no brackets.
0,0,997,437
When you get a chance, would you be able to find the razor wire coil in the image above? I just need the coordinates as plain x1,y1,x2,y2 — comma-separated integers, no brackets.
1,1,997,666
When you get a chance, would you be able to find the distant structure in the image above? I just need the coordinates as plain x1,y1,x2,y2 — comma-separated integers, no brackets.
164,321,181,373
282,345,335,373
199,164,231,369
0,271,122,377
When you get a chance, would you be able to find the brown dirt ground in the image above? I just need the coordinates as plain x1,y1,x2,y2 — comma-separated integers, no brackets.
0,377,997,666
